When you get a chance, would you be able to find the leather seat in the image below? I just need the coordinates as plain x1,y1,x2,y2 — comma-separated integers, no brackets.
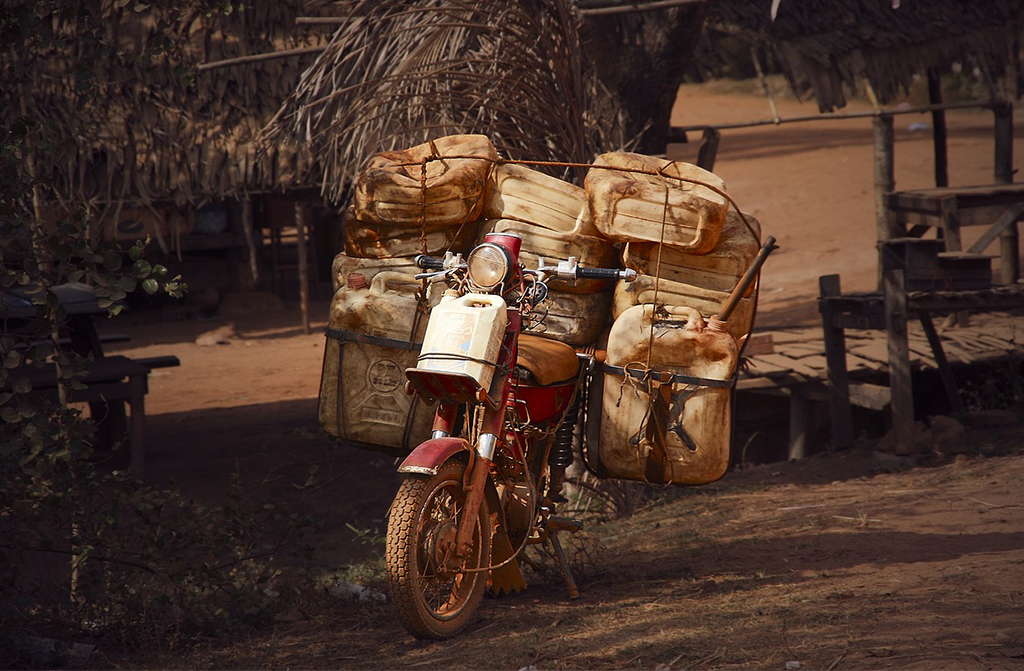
516,334,579,386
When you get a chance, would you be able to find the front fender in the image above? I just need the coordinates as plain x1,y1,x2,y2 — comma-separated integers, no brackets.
398,437,471,475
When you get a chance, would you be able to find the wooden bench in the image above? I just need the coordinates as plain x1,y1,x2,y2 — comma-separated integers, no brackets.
4,354,180,478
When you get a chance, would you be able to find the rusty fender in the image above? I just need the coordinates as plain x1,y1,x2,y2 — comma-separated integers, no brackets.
398,437,471,475
397,437,506,531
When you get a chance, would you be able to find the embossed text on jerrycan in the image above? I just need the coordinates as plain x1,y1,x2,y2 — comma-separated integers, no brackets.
319,271,440,454
585,152,728,254
599,304,738,485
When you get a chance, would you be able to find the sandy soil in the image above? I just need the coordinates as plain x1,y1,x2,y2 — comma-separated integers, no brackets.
98,82,1024,668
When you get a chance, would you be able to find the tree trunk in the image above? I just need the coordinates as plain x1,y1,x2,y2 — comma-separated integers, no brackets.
581,3,710,155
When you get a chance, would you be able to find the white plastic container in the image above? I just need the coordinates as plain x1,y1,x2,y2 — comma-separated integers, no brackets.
480,219,619,293
319,272,442,453
345,216,479,259
600,304,737,485
525,289,611,346
483,163,599,236
612,274,755,341
418,293,508,391
353,134,497,227
585,152,728,253
622,210,762,296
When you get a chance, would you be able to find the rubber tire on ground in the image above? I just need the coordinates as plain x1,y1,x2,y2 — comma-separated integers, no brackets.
385,461,492,639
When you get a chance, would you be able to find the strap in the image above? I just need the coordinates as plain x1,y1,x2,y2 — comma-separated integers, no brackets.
602,362,736,389
325,327,421,352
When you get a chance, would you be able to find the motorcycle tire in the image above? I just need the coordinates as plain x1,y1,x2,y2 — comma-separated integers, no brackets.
385,461,492,639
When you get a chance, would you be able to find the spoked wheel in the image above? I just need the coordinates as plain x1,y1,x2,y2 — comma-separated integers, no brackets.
386,461,492,639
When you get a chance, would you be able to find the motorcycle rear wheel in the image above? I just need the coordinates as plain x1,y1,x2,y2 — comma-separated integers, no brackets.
386,461,492,639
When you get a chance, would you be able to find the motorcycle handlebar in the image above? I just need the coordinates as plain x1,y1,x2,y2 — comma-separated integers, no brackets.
414,254,445,270
578,267,637,282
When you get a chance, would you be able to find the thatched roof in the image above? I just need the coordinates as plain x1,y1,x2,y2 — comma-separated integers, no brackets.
4,2,339,211
260,0,595,202
704,0,1024,111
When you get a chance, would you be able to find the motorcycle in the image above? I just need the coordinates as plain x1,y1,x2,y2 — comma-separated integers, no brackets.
384,230,775,639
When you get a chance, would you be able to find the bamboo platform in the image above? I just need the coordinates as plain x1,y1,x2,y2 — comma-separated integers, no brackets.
736,310,1024,458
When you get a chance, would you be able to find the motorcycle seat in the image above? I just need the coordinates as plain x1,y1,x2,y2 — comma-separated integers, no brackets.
516,334,579,386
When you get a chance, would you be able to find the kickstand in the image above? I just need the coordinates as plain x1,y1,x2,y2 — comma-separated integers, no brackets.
547,531,579,599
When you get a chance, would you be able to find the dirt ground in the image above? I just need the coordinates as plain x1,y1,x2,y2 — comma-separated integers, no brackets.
99,82,1024,669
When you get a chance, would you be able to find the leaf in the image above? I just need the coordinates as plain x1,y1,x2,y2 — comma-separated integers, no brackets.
115,0,131,6
97,298,113,308
142,278,159,294
3,350,22,369
103,249,123,271
1,407,21,423
11,376,32,394
134,3,150,11
152,264,168,280
133,260,152,279
129,244,143,261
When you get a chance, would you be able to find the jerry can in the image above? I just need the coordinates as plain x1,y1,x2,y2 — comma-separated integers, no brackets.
483,163,600,236
353,134,497,227
599,304,738,485
331,251,420,292
319,272,442,454
585,152,728,254
345,215,479,259
525,289,611,346
622,211,762,296
612,274,755,341
480,219,619,293
417,293,508,391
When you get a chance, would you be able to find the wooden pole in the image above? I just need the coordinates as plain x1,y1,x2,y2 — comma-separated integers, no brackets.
927,69,949,188
994,102,1018,284
818,274,853,452
874,113,896,289
696,127,720,172
241,199,259,289
882,268,915,456
295,202,311,335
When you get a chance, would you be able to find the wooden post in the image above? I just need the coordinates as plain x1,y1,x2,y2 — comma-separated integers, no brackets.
938,197,963,252
818,274,853,452
241,198,259,289
787,388,811,460
882,268,916,455
874,114,896,289
927,70,949,188
994,102,1019,284
696,127,721,172
295,202,311,335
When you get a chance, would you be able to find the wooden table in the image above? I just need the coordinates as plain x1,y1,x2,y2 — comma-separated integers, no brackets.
886,183,1024,284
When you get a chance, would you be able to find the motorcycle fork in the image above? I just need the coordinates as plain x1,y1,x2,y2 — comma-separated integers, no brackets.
454,399,507,560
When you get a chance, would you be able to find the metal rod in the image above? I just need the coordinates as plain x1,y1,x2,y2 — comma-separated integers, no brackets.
197,46,325,72
719,236,777,321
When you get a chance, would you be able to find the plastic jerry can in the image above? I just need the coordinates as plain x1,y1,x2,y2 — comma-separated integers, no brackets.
345,216,479,259
319,272,441,454
600,304,737,485
332,251,421,292
524,288,612,346
622,211,762,296
585,152,728,254
480,219,619,293
483,163,599,236
353,134,497,227
417,293,508,392
612,273,755,341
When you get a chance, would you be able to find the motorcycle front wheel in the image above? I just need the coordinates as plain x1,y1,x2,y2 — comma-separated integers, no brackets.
385,461,492,639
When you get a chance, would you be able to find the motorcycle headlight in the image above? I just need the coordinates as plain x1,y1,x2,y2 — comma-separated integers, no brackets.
466,243,511,290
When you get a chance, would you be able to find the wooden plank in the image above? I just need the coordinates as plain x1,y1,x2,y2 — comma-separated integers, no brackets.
919,312,966,415
938,197,963,252
744,357,794,376
819,274,853,452
884,269,916,456
849,340,891,364
755,353,824,378
967,202,1024,255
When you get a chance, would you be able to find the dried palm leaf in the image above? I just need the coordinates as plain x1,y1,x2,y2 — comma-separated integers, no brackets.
261,0,603,202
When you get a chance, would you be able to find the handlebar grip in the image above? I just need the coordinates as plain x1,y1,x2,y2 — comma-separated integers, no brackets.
577,267,635,281
414,254,445,270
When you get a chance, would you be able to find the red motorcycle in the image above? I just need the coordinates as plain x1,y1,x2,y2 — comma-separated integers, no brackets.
384,231,634,638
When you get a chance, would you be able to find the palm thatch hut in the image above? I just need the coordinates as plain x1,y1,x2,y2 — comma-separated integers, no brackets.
700,0,1024,112
3,1,342,284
